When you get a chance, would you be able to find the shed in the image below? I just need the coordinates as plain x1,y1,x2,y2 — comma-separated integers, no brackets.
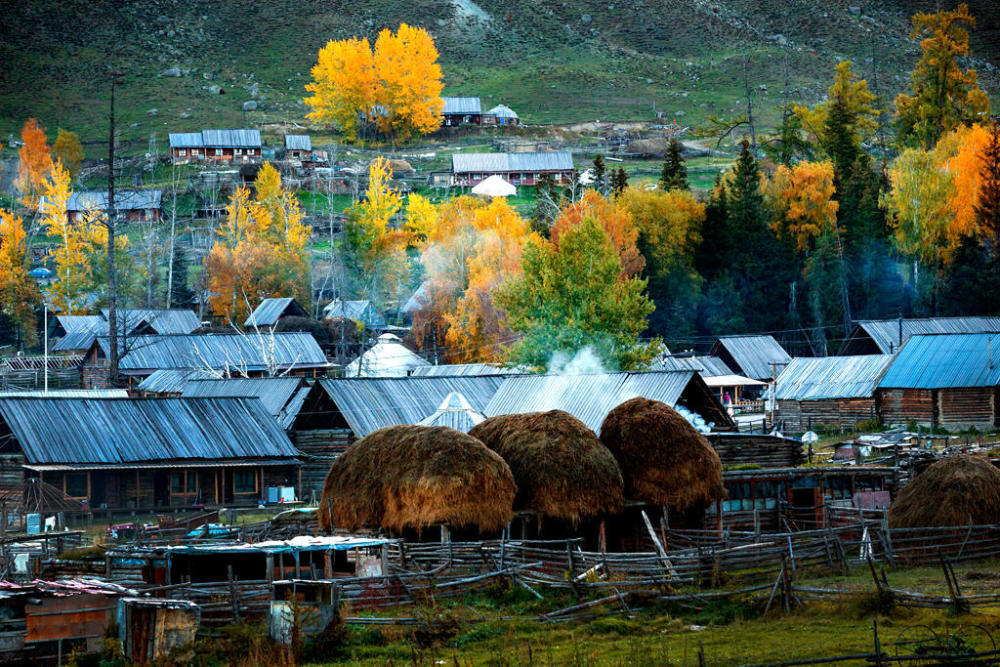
484,370,735,432
284,134,312,160
441,97,482,126
322,299,385,329
484,104,519,126
136,369,218,396
876,333,1000,431
0,396,300,510
417,392,485,432
66,190,162,223
343,333,429,377
773,355,893,432
244,298,310,329
840,317,1000,355
711,335,792,382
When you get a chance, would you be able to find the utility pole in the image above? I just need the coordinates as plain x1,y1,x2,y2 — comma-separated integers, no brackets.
107,68,125,387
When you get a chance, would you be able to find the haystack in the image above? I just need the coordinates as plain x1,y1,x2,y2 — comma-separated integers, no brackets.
469,411,624,522
599,397,725,509
318,425,514,533
889,455,1000,529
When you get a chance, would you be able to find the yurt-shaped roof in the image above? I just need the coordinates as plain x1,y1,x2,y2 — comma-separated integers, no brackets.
417,392,486,433
344,333,430,377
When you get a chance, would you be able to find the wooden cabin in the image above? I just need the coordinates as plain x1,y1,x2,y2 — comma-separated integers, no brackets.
66,190,162,223
710,335,792,383
284,134,312,161
168,129,262,163
450,152,574,187
839,317,1000,355
244,297,310,330
441,97,482,126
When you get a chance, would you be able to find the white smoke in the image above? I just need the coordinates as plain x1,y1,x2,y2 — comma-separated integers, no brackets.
548,346,607,374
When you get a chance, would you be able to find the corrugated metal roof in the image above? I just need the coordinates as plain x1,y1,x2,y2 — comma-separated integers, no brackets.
486,104,518,119
244,298,308,328
416,392,485,432
877,333,1000,389
169,132,204,148
344,333,429,377
0,396,298,464
442,97,482,114
658,355,733,377
774,355,893,400
285,134,311,151
99,333,328,374
56,315,105,335
100,309,201,334
452,152,574,174
201,129,262,148
0,389,128,398
410,363,519,377
323,299,386,326
53,331,102,352
180,377,306,429
317,375,504,437
136,369,217,395
852,317,1000,354
713,335,792,381
67,190,162,212
484,370,703,432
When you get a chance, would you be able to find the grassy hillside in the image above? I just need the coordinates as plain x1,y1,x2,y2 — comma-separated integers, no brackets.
1,0,998,153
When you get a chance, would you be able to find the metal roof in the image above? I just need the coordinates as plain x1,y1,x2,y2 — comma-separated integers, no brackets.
201,129,262,148
877,333,1000,389
285,134,312,151
101,309,201,334
0,396,298,464
317,375,504,437
451,152,574,174
409,363,521,377
56,315,105,334
0,389,128,398
323,299,386,326
244,298,309,328
344,333,429,377
66,190,162,212
850,317,1000,354
416,391,486,432
658,355,733,377
168,132,204,148
180,377,308,429
484,370,705,432
712,335,792,381
442,97,482,114
98,333,328,374
53,331,103,352
136,369,217,395
486,104,518,119
773,355,893,400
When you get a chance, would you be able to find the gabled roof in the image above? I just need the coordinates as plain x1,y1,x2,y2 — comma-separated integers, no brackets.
484,370,733,432
136,369,217,395
323,299,386,326
168,132,204,148
53,310,201,352
285,134,312,151
712,335,792,381
417,392,486,432
180,377,311,429
486,104,518,119
774,355,893,400
101,309,201,335
244,298,310,328
658,355,733,377
97,333,328,374
55,315,105,335
0,396,298,465
343,333,429,377
410,363,520,377
877,333,1000,389
442,97,482,114
168,129,261,149
844,317,1000,354
66,190,162,212
451,152,574,174
317,375,504,437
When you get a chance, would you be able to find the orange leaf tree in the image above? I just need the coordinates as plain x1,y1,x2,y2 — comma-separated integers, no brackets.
52,129,84,179
766,161,840,254
0,208,41,345
15,118,54,210
550,190,645,278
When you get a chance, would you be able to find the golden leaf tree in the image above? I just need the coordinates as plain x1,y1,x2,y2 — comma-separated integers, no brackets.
40,163,92,313
766,161,840,253
52,128,84,179
305,24,443,143
895,3,990,148
0,209,41,345
550,190,645,278
794,61,878,151
15,118,54,209
205,163,311,322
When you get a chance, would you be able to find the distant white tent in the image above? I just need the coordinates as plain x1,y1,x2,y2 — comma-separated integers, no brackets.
344,333,430,377
417,391,486,432
471,174,516,198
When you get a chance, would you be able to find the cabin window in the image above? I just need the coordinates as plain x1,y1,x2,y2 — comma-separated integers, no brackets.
191,149,200,155
171,472,185,494
233,469,256,493
178,149,187,157
215,148,223,156
187,473,197,493
234,148,242,155
65,473,87,498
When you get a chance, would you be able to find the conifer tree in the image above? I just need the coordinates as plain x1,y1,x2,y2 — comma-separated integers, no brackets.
659,138,688,190
592,154,607,193
975,120,1000,267
611,168,629,196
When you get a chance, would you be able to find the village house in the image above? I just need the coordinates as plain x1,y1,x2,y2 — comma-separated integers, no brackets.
52,309,202,354
441,97,482,126
284,134,312,161
771,355,893,433
344,333,429,377
168,129,262,163
323,299,385,329
710,335,792,383
80,332,329,389
876,332,1000,431
482,104,520,126
244,297,311,330
0,396,301,512
839,316,1000,355
66,190,162,223
450,152,575,187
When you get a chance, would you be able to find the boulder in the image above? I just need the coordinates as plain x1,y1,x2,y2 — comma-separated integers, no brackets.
388,159,414,174
242,100,257,111
161,67,181,77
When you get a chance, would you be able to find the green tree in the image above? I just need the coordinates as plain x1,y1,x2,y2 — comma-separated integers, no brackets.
530,173,561,237
169,246,195,309
592,154,607,194
496,216,657,370
611,168,629,197
659,139,688,191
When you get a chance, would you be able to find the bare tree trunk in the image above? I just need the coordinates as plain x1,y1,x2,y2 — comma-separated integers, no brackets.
166,162,178,307
743,54,757,150
107,71,121,387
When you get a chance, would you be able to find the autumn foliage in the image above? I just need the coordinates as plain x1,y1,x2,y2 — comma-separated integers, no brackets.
305,23,444,143
15,118,54,209
550,190,644,278
0,209,40,344
766,161,840,253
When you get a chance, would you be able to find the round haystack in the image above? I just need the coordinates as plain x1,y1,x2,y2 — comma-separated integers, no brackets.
889,455,1000,529
599,397,725,509
318,425,515,534
468,411,624,522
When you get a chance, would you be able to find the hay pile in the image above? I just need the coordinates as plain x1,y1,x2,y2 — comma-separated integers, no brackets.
889,455,1000,529
388,159,414,174
599,397,725,509
626,137,668,157
318,425,515,533
469,411,624,522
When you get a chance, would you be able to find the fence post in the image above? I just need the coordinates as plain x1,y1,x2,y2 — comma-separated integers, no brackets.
228,564,241,623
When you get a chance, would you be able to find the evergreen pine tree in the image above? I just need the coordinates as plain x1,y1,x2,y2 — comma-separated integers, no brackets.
169,246,194,309
659,138,688,191
592,154,607,193
975,120,1000,268
610,167,629,196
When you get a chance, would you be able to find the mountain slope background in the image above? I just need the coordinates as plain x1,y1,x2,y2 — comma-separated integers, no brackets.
1,0,998,151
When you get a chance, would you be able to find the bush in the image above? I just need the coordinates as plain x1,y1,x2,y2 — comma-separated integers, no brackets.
854,418,882,433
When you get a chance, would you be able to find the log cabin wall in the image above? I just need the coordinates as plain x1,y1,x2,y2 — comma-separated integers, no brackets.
937,387,997,430
777,398,877,432
293,429,354,501
877,388,935,428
